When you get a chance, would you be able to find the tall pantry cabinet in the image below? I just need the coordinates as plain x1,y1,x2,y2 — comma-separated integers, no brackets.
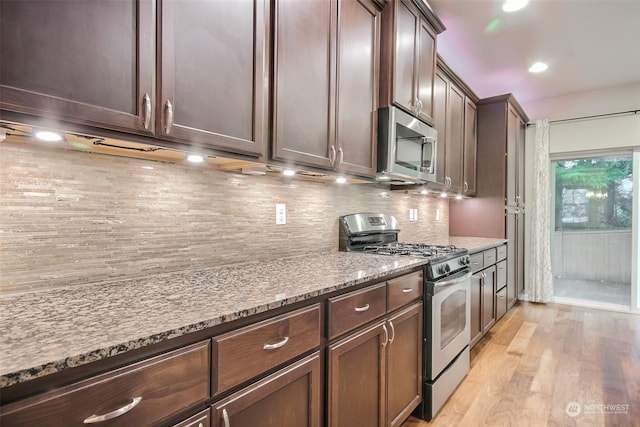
449,94,528,307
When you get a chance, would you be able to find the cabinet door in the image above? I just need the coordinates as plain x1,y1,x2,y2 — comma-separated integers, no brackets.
470,272,483,347
393,0,418,114
0,0,154,135
158,0,268,156
328,321,386,427
272,0,334,168
387,303,423,427
335,0,380,177
212,353,321,427
516,115,526,206
416,19,436,124
506,106,519,205
463,98,477,196
482,266,496,334
506,213,518,307
433,71,448,186
445,84,465,192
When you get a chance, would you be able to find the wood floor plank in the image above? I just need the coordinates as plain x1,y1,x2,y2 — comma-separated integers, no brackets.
401,302,640,427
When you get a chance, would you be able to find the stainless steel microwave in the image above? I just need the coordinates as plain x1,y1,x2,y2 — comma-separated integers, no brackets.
377,106,438,183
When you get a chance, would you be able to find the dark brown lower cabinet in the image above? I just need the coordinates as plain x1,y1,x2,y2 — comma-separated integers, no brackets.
211,353,321,427
328,320,386,427
470,265,496,348
327,302,423,427
386,303,423,427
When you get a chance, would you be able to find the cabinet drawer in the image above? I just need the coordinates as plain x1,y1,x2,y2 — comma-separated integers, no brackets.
0,341,210,427
496,260,507,290
328,283,387,339
213,304,321,396
469,252,484,273
483,248,497,267
496,287,507,320
387,270,423,312
496,244,507,261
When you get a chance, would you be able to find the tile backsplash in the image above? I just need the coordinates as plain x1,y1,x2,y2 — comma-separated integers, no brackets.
0,140,449,294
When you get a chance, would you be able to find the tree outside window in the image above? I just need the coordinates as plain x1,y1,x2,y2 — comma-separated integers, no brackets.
554,156,632,231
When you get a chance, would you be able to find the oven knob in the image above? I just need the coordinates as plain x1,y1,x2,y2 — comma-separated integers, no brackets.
460,256,470,266
444,263,451,273
437,264,446,275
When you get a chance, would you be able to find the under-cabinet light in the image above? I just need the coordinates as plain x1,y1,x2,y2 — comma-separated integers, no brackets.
35,130,63,142
336,176,347,184
282,169,296,177
187,154,204,163
528,62,548,73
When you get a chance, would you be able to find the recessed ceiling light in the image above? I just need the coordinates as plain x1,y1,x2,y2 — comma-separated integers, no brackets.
34,130,63,142
187,154,204,163
502,0,528,12
336,176,347,184
528,62,548,73
282,169,296,177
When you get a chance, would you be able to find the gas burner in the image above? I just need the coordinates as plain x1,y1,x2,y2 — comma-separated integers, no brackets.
360,242,461,258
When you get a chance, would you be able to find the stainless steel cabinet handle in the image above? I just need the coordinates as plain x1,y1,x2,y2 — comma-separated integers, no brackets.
329,145,337,166
418,99,423,114
388,320,396,344
337,147,344,169
382,324,389,347
83,397,142,424
142,93,151,130
222,408,230,427
402,287,413,293
354,304,370,312
263,336,289,350
464,181,469,193
164,100,174,134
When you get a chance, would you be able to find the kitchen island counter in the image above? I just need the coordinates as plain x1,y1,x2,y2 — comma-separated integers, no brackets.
0,252,428,388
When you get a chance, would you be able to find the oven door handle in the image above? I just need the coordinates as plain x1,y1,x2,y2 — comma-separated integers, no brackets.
432,269,472,289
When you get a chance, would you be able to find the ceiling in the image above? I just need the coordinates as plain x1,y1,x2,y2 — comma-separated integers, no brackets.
429,0,640,111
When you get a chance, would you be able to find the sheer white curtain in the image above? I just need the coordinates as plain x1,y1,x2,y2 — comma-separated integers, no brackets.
528,119,554,302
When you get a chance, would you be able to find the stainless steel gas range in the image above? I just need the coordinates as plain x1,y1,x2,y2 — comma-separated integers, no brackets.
339,213,472,421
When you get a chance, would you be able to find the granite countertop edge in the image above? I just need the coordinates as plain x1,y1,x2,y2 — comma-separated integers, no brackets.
0,254,427,389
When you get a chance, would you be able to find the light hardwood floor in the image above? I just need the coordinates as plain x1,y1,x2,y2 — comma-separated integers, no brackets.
402,302,640,427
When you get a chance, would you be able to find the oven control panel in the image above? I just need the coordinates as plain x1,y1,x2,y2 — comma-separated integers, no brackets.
428,255,470,280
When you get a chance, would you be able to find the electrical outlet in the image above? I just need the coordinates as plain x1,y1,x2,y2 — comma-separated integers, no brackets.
436,209,441,221
276,203,286,225
413,208,419,221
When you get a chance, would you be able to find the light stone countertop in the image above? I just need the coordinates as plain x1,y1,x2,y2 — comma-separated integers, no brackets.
447,236,508,253
0,252,428,388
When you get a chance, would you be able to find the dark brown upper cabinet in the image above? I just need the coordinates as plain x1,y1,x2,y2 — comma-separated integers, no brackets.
1,0,269,158
0,0,155,136
379,0,445,125
157,0,269,157
272,0,381,178
433,57,478,195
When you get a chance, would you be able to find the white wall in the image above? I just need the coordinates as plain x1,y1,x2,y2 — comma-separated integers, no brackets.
525,82,640,122
523,84,640,309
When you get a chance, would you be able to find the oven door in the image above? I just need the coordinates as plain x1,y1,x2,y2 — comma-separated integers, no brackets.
427,268,471,380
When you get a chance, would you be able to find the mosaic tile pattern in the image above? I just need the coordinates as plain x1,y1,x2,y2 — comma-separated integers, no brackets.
0,140,450,294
